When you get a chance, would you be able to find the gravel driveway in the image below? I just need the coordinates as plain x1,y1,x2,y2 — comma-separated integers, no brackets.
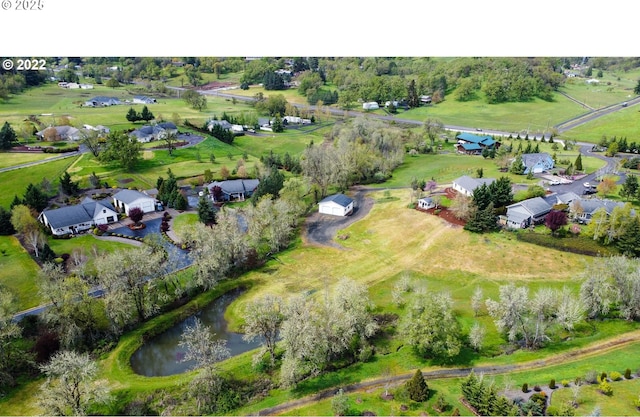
303,187,375,249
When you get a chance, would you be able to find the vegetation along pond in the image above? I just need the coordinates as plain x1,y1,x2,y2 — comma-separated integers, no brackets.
130,288,261,377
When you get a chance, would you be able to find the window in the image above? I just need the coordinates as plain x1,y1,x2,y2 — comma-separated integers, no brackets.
103,209,106,213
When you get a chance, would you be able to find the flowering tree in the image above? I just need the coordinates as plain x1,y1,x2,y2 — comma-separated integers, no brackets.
545,210,567,236
128,207,144,225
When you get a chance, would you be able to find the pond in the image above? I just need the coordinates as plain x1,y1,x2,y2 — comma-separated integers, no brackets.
130,288,261,377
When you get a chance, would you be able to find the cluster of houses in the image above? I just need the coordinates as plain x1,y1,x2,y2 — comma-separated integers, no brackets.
58,82,94,89
428,174,631,230
83,95,156,108
455,132,500,155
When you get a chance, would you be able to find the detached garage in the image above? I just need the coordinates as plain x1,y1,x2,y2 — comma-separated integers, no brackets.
318,194,354,216
112,189,157,215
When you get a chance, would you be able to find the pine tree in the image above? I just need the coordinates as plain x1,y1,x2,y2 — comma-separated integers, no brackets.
405,369,429,402
0,121,17,150
271,114,284,133
0,206,16,235
575,153,583,171
510,155,525,175
197,196,217,225
407,79,420,108
616,217,640,257
126,107,140,123
173,192,188,211
140,105,154,122
59,171,79,196
10,195,23,210
23,183,48,212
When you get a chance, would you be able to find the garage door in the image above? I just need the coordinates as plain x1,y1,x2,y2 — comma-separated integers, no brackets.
331,207,343,216
140,201,155,212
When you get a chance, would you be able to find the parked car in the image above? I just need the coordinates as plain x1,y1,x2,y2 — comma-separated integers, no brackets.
549,180,560,186
583,182,591,188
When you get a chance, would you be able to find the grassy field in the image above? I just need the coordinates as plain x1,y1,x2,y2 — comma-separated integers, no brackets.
560,105,640,144
0,154,78,209
0,236,42,309
0,152,58,169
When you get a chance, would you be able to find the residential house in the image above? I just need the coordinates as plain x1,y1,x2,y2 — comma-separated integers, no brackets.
521,153,554,174
112,189,157,215
36,125,81,141
38,198,118,236
207,179,260,202
504,197,552,229
417,197,436,210
84,96,121,107
208,119,244,134
451,175,496,197
83,124,110,135
455,133,498,154
133,95,157,104
129,122,178,143
571,198,628,224
318,193,354,216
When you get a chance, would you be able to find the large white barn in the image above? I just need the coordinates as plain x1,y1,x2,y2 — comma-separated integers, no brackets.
112,189,157,215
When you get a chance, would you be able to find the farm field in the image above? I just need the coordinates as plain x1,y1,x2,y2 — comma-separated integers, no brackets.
0,152,58,169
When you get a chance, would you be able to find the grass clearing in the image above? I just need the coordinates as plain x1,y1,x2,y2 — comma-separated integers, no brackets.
0,236,41,309
0,152,59,169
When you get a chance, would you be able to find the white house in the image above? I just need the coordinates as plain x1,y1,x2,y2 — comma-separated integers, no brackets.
38,198,118,236
112,189,157,215
362,102,379,110
521,153,554,174
84,96,121,107
35,126,81,141
318,194,354,216
133,95,157,104
452,175,496,197
417,197,436,210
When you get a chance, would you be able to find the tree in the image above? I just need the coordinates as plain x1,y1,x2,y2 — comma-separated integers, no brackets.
105,77,120,88
99,131,142,171
469,322,485,351
178,317,231,414
510,155,526,174
331,388,350,416
182,89,207,111
271,114,284,133
574,153,583,171
0,288,22,389
634,79,640,95
0,121,17,150
617,217,640,257
0,206,16,235
620,174,638,201
450,192,473,221
471,286,483,317
125,107,140,123
251,167,285,203
23,183,48,212
140,105,154,122
160,130,179,156
407,79,420,108
406,369,429,402
256,94,288,117
173,191,188,211
402,291,462,359
242,294,284,366
80,130,104,158
59,171,79,196
93,246,167,331
545,210,567,236
11,204,45,257
423,118,444,149
128,207,144,225
197,196,217,225
596,176,617,196
37,350,110,416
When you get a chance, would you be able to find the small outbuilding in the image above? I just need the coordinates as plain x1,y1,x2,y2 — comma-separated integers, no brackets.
417,197,436,210
318,194,354,216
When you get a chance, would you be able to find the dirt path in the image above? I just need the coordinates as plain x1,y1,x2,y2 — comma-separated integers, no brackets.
303,186,376,249
255,330,640,415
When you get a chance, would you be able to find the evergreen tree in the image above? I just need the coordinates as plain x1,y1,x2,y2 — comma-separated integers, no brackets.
575,153,583,171
487,176,513,208
157,170,178,206
407,79,420,108
617,217,640,257
510,155,526,175
620,175,639,201
0,121,17,150
39,244,56,263
126,107,140,123
251,168,285,204
634,80,640,95
23,183,48,212
271,114,284,133
471,183,491,210
405,369,429,402
10,195,23,210
197,196,217,225
59,171,80,196
140,105,154,122
173,192,188,211
0,206,16,235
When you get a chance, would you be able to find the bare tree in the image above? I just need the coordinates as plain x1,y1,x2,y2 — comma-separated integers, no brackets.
423,118,444,150
469,322,485,351
471,286,484,317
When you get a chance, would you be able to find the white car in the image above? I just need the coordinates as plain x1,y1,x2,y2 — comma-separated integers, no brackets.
583,182,591,188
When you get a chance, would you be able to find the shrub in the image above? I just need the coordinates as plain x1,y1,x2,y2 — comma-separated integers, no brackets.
585,370,598,384
600,372,607,382
522,383,529,393
451,407,460,416
625,368,632,379
610,371,623,381
405,369,429,402
549,379,556,389
562,379,570,387
358,345,374,363
533,385,541,392
599,380,613,396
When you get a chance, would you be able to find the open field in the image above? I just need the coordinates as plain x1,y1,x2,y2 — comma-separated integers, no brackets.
560,105,640,144
0,152,58,169
0,236,42,309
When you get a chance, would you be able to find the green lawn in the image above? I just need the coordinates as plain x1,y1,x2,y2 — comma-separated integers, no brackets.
560,105,640,144
0,236,41,310
550,376,640,416
0,155,78,209
171,212,199,235
0,152,58,169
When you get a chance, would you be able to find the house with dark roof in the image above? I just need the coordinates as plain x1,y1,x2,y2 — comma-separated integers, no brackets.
38,198,118,236
84,96,121,107
504,197,553,229
570,198,630,224
129,122,178,143
112,189,157,215
318,194,354,216
521,153,554,174
451,175,496,197
455,133,499,155
207,179,260,202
